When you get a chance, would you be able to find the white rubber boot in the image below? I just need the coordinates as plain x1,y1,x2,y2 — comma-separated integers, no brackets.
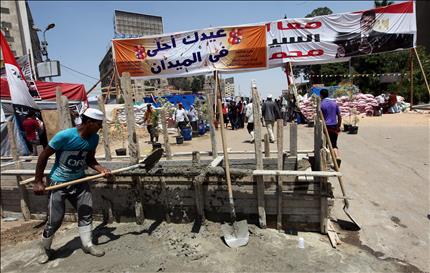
37,236,54,264
250,131,255,143
79,225,104,257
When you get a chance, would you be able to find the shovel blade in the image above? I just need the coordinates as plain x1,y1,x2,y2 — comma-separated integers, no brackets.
343,205,361,230
221,220,249,248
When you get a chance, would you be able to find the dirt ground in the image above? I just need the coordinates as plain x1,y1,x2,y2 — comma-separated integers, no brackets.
1,112,428,272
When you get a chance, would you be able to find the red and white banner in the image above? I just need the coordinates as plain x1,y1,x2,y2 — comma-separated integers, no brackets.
266,1,416,66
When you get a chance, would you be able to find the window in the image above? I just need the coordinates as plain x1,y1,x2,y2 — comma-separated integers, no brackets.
1,21,12,29
1,7,10,14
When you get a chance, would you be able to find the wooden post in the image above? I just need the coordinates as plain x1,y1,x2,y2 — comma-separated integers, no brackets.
121,72,144,224
7,120,31,221
264,134,270,158
160,176,171,223
314,97,322,171
206,89,217,159
252,86,266,228
409,49,414,109
413,47,430,95
290,123,297,157
160,109,172,160
56,87,72,130
98,96,112,161
192,151,205,221
320,148,329,234
276,119,284,231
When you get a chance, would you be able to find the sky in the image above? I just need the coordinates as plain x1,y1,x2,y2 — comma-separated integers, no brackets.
28,1,379,99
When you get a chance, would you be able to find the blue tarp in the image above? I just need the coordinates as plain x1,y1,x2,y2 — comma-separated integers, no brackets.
309,86,339,97
144,94,205,110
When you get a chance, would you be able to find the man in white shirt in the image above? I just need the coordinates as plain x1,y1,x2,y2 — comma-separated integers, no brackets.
174,103,189,133
245,99,254,143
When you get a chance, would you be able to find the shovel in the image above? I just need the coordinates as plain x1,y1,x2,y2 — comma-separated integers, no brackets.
44,148,164,191
214,72,249,248
318,111,361,230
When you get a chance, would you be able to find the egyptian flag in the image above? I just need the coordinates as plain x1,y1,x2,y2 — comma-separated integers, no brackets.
1,31,47,151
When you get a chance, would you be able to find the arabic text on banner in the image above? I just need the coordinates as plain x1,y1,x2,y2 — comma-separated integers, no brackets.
113,25,267,79
267,1,416,66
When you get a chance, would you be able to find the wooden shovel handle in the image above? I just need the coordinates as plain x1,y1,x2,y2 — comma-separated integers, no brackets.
44,164,141,191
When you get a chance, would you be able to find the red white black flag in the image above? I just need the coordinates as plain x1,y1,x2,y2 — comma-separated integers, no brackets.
1,31,46,153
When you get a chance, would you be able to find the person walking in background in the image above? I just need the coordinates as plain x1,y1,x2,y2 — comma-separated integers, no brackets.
22,111,43,155
228,101,238,130
144,104,158,144
237,97,245,128
245,99,254,143
174,103,189,134
187,105,198,133
262,94,280,143
320,89,342,166
222,102,229,128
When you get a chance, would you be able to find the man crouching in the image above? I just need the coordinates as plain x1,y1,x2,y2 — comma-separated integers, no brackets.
33,108,112,263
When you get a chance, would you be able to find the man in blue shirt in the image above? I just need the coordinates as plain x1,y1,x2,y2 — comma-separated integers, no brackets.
33,108,112,264
320,89,342,165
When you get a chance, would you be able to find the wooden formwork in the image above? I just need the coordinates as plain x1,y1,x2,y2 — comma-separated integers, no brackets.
0,76,337,234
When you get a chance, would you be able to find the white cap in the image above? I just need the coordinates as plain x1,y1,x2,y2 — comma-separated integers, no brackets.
267,94,273,99
83,108,104,121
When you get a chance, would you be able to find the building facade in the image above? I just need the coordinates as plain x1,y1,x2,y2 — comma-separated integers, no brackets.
224,77,235,97
99,10,163,101
0,1,42,75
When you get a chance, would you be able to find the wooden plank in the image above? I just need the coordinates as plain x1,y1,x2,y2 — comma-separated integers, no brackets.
206,88,217,159
264,134,270,158
121,72,144,225
252,86,266,228
290,123,297,157
327,220,341,248
320,148,329,234
160,176,171,223
210,156,224,167
276,119,284,231
253,170,342,177
314,97,322,171
192,151,204,221
160,109,172,160
56,87,72,130
98,96,112,161
7,120,31,221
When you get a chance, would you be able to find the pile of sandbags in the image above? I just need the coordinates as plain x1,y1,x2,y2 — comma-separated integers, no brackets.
298,98,316,120
336,93,379,117
299,93,381,119
111,104,147,127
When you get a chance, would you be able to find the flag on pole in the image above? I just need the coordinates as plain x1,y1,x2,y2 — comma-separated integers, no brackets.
1,31,46,154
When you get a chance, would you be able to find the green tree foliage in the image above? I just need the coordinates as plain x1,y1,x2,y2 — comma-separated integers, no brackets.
305,7,333,18
374,0,393,8
191,75,205,92
168,77,191,91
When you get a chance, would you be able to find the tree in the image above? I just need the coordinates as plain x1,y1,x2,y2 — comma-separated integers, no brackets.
374,0,393,8
191,76,204,92
305,7,333,18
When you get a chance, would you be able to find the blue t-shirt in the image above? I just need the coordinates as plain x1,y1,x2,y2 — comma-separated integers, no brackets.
321,98,340,126
48,128,99,184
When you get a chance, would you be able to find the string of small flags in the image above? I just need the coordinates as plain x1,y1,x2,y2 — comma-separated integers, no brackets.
307,73,408,78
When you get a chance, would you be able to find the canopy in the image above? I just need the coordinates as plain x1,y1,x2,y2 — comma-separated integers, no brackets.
0,78,88,102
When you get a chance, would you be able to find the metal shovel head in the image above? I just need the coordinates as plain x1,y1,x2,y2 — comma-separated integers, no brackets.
140,148,163,172
221,220,249,248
